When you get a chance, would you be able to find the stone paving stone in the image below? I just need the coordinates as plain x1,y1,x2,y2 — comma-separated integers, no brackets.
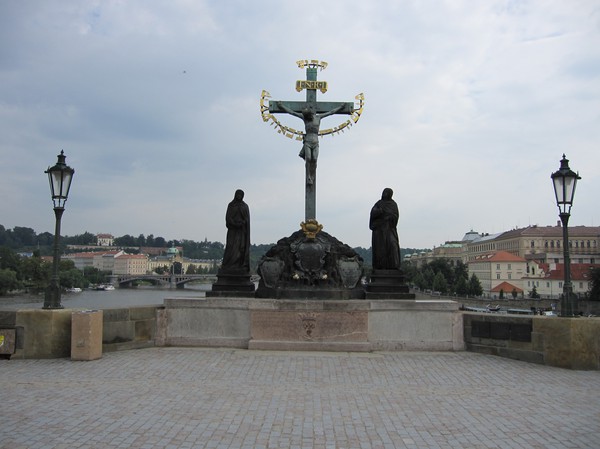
0,348,599,448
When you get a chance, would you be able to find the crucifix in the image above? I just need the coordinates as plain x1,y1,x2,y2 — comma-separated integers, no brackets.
263,60,362,223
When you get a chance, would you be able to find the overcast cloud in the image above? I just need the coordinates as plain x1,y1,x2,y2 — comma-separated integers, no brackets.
1,0,599,249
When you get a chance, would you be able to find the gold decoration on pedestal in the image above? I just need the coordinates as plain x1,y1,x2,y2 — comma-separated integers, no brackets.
300,219,323,239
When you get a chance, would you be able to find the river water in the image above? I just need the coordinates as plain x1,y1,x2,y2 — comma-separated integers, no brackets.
0,284,211,310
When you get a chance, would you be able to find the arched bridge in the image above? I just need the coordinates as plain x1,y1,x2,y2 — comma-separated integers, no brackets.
109,274,217,289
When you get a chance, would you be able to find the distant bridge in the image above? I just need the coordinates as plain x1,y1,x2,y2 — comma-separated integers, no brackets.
108,274,260,289
109,274,217,289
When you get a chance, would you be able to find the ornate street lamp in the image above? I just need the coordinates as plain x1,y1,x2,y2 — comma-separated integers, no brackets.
551,154,580,317
44,150,75,309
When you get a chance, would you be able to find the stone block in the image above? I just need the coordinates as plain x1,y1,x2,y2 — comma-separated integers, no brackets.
71,310,103,361
165,305,250,347
102,308,130,322
134,319,154,341
14,309,73,359
251,310,368,343
102,320,134,344
510,322,532,342
0,328,16,355
129,306,158,321
490,322,510,340
570,318,600,370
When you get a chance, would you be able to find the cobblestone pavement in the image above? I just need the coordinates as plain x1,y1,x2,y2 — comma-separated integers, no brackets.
1,348,599,449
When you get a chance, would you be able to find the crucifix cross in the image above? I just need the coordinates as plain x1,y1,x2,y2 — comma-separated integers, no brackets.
268,60,355,222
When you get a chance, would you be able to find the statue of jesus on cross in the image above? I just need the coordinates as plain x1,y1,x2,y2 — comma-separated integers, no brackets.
264,60,363,223
275,102,346,186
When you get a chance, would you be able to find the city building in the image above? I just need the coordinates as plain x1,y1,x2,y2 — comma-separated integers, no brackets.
113,254,149,276
64,250,124,272
465,224,600,262
467,251,528,299
96,233,115,247
409,224,600,299
522,263,595,299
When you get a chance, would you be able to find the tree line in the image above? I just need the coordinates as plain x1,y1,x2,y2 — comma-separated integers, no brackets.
403,259,484,297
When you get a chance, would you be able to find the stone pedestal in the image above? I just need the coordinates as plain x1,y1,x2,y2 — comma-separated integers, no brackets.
159,297,462,352
249,300,370,351
365,269,415,299
206,270,255,298
71,310,103,361
255,229,365,300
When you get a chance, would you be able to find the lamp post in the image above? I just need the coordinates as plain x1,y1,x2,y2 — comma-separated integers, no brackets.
551,154,581,317
44,150,75,309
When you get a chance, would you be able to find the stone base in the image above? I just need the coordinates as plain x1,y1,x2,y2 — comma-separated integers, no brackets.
255,287,365,300
365,269,415,300
207,270,255,297
158,297,462,352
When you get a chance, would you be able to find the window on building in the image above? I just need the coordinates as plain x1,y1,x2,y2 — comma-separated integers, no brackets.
531,241,535,248
588,241,591,248
557,241,561,248
508,264,511,270
545,241,548,248
592,258,596,264
559,281,563,288
496,273,500,279
496,264,500,270
508,273,512,280
554,258,559,263
546,282,550,288
579,282,584,289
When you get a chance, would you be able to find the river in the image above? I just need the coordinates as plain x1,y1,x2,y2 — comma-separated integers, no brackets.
0,284,211,310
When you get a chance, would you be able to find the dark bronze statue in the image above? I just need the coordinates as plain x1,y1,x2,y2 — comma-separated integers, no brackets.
221,189,251,273
369,188,401,270
276,102,345,186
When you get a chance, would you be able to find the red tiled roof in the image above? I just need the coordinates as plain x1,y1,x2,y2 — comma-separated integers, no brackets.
491,282,523,293
469,251,526,263
543,264,598,281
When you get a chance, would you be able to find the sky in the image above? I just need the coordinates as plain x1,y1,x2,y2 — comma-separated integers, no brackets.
1,0,599,250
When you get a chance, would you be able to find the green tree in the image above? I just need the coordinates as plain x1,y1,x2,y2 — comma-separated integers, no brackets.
454,275,469,296
60,268,87,289
20,256,50,289
0,246,22,273
499,289,505,299
412,271,425,290
83,266,104,285
433,271,448,294
114,235,137,247
511,288,518,299
422,267,435,290
468,273,483,297
11,226,37,247
0,268,20,295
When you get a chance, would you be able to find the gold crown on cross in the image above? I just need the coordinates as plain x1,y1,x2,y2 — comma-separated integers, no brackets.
296,60,328,70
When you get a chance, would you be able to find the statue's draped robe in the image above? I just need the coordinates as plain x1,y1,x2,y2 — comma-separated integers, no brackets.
369,198,401,270
222,199,250,272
